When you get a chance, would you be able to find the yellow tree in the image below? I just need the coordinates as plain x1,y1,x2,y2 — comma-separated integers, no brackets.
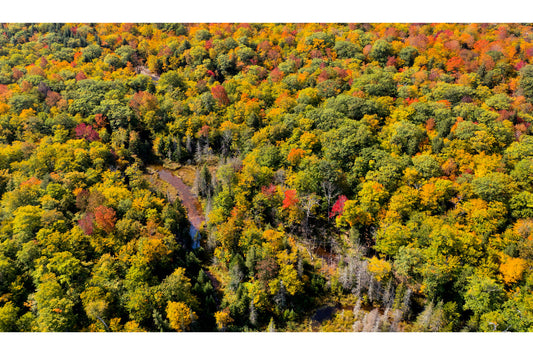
166,301,195,332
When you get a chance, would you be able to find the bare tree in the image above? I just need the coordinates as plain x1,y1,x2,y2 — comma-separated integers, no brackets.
352,320,363,332
401,287,413,320
382,279,396,309
221,129,232,158
321,180,338,220
362,308,380,332
249,300,257,327
368,278,382,304
415,301,434,331
300,193,320,236
390,309,403,332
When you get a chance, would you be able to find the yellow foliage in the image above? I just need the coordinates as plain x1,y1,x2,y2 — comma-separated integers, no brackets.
0,102,9,114
268,264,303,296
166,301,195,331
123,320,144,332
276,249,297,266
244,280,269,310
367,256,392,281
208,207,227,226
390,105,415,123
472,152,503,178
263,229,283,250
214,308,233,331
419,182,437,209
403,166,420,186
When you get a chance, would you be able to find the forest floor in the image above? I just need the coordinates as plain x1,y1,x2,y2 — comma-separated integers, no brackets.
135,65,160,82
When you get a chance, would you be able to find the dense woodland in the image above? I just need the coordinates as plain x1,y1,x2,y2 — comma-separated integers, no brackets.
0,23,532,332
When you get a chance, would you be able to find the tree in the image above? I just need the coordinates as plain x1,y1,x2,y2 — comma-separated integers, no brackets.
472,172,517,203
370,39,393,66
33,273,76,332
93,205,117,234
412,154,442,180
518,64,533,100
166,301,195,331
0,302,19,332
215,308,233,331
500,257,528,285
81,44,103,62
211,84,230,106
464,274,505,321
389,121,426,156
75,123,100,142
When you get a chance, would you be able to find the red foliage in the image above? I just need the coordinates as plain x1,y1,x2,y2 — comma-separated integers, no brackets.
408,34,428,50
79,212,94,235
39,57,48,69
75,71,87,81
199,125,210,137
446,56,464,72
426,117,436,131
45,91,61,107
333,67,348,79
129,91,158,114
21,80,32,92
261,184,276,198
317,69,329,83
75,123,100,142
386,56,398,67
257,40,272,54
211,84,230,106
405,98,419,105
94,205,116,234
516,61,527,71
94,114,108,129
282,189,298,209
12,68,23,81
329,195,347,218
269,67,283,82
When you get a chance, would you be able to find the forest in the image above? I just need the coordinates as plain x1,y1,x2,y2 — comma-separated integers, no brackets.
0,23,532,332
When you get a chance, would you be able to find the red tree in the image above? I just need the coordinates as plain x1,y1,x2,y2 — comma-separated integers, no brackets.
75,123,100,142
211,84,230,106
261,184,276,198
94,114,108,129
282,189,298,209
94,205,116,234
79,212,94,235
75,71,87,81
329,195,347,218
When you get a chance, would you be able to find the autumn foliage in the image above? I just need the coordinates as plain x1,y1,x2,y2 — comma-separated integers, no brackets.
0,22,532,333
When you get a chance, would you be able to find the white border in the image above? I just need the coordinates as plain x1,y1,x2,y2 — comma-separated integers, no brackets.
0,0,532,22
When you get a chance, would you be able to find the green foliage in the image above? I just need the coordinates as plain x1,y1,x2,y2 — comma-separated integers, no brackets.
0,22,531,333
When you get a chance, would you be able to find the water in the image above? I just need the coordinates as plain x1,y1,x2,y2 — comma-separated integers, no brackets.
190,225,200,249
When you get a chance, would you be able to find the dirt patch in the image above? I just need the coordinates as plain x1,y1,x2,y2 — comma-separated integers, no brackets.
156,168,205,231
135,65,160,82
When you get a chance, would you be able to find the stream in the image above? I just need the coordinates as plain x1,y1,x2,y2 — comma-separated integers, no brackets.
155,168,206,248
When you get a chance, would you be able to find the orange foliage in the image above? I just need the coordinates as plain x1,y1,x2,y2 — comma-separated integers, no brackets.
500,257,528,284
287,148,305,165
